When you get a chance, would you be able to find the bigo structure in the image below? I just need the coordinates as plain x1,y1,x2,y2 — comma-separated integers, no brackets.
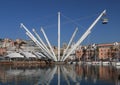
20,10,107,62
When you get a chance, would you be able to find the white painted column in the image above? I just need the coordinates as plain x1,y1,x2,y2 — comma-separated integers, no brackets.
58,12,60,61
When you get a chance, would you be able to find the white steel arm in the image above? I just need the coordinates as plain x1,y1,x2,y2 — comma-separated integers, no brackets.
41,28,57,61
21,23,55,60
32,29,52,56
63,10,106,61
61,27,78,61
26,32,53,59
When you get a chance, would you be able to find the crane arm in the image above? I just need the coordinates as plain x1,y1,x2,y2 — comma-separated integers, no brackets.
61,27,78,61
63,10,106,61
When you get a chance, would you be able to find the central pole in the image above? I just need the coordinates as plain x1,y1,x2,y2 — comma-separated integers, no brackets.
58,12,60,61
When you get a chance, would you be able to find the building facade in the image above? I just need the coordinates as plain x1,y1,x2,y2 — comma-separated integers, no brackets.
75,42,120,61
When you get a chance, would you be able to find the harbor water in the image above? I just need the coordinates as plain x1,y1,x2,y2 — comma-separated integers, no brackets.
0,64,120,85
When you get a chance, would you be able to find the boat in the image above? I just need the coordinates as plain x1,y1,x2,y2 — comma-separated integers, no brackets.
86,61,92,65
92,61,102,65
102,61,110,66
115,62,120,66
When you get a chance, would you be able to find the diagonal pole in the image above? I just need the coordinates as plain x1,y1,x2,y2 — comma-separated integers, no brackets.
41,28,57,61
26,32,53,59
21,23,55,60
61,27,78,61
32,28,53,57
63,10,106,61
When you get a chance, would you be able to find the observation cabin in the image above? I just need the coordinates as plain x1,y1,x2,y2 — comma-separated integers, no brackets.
102,12,108,24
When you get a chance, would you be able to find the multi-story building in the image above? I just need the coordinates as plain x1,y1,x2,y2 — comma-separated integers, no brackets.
75,45,95,61
98,43,113,60
75,42,120,61
0,39,7,56
0,48,6,56
75,46,84,61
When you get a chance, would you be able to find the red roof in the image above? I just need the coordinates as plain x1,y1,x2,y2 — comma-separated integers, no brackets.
98,43,113,47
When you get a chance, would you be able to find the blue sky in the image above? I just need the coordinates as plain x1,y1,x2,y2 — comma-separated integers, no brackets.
0,0,120,46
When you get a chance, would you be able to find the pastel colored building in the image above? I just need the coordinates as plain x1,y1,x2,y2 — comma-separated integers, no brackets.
75,42,120,61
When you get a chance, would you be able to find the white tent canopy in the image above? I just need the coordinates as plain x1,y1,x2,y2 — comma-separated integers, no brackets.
6,52,24,58
21,51,36,59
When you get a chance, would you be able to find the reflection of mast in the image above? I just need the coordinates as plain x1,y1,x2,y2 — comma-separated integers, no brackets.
68,65,77,82
61,66,70,85
58,66,60,85
61,65,78,83
45,66,57,84
36,66,57,85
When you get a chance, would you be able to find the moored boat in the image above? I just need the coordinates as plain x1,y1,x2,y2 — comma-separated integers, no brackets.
102,61,110,66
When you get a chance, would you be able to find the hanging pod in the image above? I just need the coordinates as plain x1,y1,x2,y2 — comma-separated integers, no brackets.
102,12,108,24
102,18,108,24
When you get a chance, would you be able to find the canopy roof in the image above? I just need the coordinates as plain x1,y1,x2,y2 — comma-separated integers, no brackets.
21,52,36,58
6,52,24,58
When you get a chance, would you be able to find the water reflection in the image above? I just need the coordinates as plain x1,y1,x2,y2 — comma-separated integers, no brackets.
0,64,120,85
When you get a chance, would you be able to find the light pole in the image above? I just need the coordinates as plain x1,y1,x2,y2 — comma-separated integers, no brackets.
113,42,119,61
92,44,96,62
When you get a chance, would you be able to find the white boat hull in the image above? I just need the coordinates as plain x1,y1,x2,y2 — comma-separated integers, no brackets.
116,62,120,66
86,61,92,65
102,61,110,66
92,61,102,65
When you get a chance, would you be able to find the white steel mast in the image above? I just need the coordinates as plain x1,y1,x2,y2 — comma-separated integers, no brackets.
32,28,53,58
26,32,53,59
63,10,106,61
58,12,60,61
20,23,54,60
61,27,78,61
41,28,57,61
